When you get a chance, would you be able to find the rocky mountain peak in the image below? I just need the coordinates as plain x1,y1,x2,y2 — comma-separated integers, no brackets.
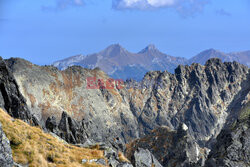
52,44,250,80
107,43,123,49
102,44,129,57
198,49,226,58
188,48,230,65
204,48,219,53
139,44,160,54
197,48,224,56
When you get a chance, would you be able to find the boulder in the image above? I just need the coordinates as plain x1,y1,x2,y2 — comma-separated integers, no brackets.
133,148,162,167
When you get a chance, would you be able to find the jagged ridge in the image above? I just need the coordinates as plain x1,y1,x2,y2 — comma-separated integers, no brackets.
0,57,249,166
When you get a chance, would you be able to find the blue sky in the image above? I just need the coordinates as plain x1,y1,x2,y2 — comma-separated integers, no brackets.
0,0,249,65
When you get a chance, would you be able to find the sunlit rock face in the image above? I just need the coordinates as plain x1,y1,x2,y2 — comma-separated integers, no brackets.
6,57,139,144
127,58,249,145
5,58,249,147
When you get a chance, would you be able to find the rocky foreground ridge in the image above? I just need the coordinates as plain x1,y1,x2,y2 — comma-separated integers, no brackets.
0,56,249,166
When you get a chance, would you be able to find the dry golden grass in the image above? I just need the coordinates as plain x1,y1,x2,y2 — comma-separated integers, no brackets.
118,152,130,163
0,108,105,167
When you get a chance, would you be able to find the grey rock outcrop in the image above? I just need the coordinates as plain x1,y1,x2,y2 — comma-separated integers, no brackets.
133,148,162,167
46,111,87,144
45,115,57,132
6,58,138,145
0,57,37,125
164,124,205,167
46,111,127,152
57,111,87,144
132,59,249,145
126,124,207,167
0,123,13,167
205,102,250,167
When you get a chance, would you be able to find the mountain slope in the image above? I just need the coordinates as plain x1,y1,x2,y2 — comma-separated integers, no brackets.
0,57,249,166
6,57,139,145
0,108,105,167
6,58,249,147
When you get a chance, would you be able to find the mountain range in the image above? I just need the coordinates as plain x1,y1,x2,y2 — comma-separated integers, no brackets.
0,56,249,166
53,44,250,80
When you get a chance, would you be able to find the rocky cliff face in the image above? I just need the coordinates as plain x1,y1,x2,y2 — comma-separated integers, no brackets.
0,122,13,167
6,57,138,145
6,58,249,148
0,57,248,166
128,59,249,145
0,57,37,125
205,101,250,167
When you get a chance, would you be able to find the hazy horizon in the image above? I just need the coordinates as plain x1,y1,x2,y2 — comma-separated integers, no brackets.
0,0,250,65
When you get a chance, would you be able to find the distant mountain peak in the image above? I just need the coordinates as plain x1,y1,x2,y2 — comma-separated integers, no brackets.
207,48,217,51
105,44,126,52
139,44,160,54
146,44,157,50
201,48,222,54
107,43,123,49
188,48,235,65
105,43,125,50
98,44,131,58
53,44,250,80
